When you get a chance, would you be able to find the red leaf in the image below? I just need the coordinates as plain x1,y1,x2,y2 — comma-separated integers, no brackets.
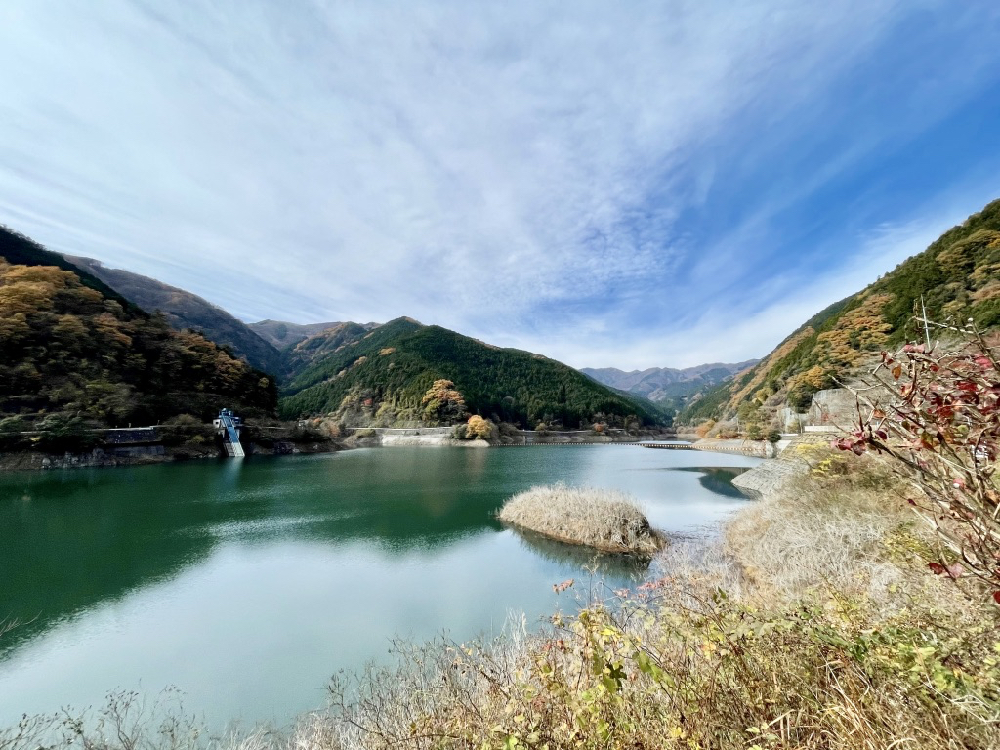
928,562,946,575
993,591,1000,605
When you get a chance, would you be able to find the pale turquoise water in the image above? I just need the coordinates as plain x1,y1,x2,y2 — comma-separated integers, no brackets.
0,446,758,728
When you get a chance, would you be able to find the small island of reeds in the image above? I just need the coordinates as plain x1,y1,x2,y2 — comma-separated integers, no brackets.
497,483,664,555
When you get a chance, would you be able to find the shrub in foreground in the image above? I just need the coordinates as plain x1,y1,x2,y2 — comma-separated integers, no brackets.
498,484,663,555
837,319,1000,598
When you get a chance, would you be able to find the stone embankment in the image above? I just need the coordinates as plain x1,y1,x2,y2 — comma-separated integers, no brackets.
729,435,831,500
731,457,808,500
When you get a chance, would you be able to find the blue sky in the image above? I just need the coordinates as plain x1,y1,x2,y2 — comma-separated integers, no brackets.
1,1,999,369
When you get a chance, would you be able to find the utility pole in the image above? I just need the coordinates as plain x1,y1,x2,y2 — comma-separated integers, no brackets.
921,295,931,350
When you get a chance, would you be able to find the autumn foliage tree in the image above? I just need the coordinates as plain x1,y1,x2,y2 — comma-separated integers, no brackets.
420,379,468,425
836,318,1000,601
465,415,496,440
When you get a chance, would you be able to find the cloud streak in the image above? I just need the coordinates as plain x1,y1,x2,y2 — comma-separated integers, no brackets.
1,1,999,368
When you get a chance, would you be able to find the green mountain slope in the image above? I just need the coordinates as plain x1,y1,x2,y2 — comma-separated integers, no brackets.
64,255,283,375
0,226,277,429
680,197,1000,425
280,318,668,427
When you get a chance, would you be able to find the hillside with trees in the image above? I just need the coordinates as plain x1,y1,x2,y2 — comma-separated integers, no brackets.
279,317,668,428
1,225,136,310
680,197,1000,427
64,255,284,375
0,227,277,439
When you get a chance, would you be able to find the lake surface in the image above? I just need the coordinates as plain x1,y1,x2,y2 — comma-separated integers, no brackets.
0,445,759,729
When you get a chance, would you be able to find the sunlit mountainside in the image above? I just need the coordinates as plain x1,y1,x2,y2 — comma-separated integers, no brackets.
681,198,1000,426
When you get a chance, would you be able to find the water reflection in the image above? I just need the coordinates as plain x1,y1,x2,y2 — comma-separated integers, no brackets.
670,466,751,498
508,526,651,581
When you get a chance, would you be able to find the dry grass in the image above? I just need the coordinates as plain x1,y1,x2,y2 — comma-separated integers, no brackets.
727,457,908,601
497,483,664,555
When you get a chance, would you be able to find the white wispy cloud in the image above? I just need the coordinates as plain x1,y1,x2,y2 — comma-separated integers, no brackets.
0,1,998,369
530,198,996,368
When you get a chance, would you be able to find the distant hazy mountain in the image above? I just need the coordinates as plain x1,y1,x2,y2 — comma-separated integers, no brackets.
64,255,283,376
581,361,759,406
248,319,358,350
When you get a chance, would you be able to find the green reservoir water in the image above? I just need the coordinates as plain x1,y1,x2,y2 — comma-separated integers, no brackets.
0,445,759,729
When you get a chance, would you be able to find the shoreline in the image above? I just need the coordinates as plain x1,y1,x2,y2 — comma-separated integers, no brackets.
0,440,342,473
0,433,771,473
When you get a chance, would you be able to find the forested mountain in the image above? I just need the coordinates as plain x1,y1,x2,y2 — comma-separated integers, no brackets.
581,361,758,408
249,319,376,349
0,226,277,432
680,197,1000,427
280,317,668,427
64,255,283,375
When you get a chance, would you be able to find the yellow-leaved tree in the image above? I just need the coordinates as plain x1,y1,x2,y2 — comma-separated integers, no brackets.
465,415,496,440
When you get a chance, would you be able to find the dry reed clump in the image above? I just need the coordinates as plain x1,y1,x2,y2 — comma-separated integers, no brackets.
497,484,663,555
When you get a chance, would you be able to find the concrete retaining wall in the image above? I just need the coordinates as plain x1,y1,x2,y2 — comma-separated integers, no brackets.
380,435,489,447
691,438,775,457
807,388,858,429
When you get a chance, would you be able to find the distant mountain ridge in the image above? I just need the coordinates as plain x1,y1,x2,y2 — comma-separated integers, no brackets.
64,255,283,376
4,222,662,430
582,361,758,396
581,361,758,407
280,321,382,374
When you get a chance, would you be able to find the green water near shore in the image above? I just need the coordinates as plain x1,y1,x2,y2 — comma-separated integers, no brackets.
0,446,758,729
